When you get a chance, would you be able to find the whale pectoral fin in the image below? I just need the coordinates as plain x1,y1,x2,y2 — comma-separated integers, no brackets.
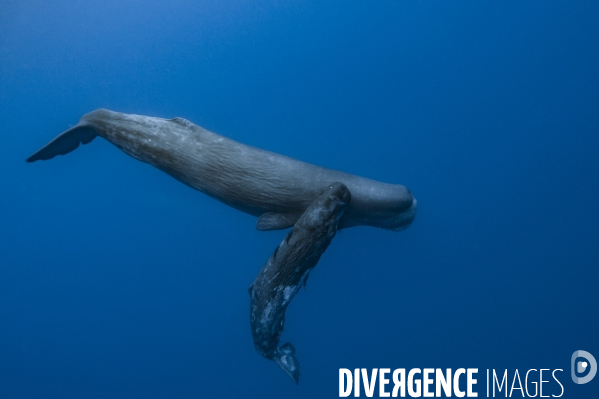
256,212,298,231
26,124,97,163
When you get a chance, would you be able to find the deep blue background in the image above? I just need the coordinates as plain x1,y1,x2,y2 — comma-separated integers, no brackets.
1,1,598,398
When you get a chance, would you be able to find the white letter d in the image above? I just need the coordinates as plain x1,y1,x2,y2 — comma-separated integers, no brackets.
340,369,352,397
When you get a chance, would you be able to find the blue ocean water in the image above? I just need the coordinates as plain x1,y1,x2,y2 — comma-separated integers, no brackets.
1,1,598,398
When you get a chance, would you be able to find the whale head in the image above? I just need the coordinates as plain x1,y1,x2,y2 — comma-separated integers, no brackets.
339,184,417,231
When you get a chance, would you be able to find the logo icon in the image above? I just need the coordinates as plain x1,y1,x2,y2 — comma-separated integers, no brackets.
571,350,597,384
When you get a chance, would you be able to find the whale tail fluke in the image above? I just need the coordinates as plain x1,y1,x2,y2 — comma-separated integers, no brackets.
26,124,97,163
273,343,300,384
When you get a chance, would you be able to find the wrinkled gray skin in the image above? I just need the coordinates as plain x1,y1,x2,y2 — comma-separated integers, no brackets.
249,182,350,383
27,109,416,231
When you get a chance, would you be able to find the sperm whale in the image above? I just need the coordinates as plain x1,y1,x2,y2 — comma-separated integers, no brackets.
27,108,416,231
27,109,417,383
249,182,350,383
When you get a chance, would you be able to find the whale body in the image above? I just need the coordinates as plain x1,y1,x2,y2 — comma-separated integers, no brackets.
249,182,350,383
27,109,416,231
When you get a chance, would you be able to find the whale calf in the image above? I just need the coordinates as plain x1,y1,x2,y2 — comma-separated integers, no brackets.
27,109,416,231
249,182,350,383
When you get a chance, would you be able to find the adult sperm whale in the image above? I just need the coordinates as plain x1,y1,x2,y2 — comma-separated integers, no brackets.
27,109,416,231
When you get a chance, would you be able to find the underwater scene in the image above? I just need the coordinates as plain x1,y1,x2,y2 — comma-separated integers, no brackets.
1,1,598,398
